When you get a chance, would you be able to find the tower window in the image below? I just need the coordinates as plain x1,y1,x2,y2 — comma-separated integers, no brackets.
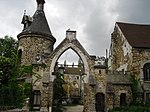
143,63,150,81
120,93,126,106
18,49,22,65
33,90,41,106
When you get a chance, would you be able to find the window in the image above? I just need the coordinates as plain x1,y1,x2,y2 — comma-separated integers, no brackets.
146,93,150,101
120,93,126,106
143,63,150,81
33,90,41,106
18,49,22,65
99,70,101,74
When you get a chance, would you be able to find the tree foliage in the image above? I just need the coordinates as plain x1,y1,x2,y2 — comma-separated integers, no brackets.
130,74,139,104
0,36,17,58
0,36,32,108
0,36,18,85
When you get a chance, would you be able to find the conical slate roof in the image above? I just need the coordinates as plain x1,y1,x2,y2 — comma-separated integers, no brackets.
25,9,52,36
18,0,56,42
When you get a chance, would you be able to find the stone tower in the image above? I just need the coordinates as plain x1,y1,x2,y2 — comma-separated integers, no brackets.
17,0,56,65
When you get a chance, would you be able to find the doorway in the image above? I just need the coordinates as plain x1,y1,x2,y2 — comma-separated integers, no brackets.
95,93,105,112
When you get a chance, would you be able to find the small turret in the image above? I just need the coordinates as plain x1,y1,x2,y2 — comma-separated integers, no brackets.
18,0,56,42
17,0,56,65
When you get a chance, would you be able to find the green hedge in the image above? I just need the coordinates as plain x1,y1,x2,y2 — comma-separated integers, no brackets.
109,106,150,112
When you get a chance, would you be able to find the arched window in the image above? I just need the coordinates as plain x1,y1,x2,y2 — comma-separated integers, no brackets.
33,90,41,106
18,49,22,65
143,63,150,81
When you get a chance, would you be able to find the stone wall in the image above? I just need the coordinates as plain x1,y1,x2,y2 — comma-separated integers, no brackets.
110,25,150,79
106,85,132,109
106,71,132,110
132,48,150,78
18,34,54,65
95,68,107,93
113,85,132,107
110,26,133,71
106,93,114,110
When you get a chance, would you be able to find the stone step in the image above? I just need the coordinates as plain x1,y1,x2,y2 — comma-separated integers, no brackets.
64,105,84,112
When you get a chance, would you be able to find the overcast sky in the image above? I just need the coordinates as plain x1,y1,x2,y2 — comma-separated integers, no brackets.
0,0,150,64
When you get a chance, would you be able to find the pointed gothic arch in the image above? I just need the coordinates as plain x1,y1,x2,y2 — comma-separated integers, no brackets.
42,31,92,111
49,36,90,83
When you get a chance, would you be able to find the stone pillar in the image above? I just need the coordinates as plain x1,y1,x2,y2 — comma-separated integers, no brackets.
88,86,96,112
48,81,53,112
83,83,89,112
40,72,50,112
40,83,49,112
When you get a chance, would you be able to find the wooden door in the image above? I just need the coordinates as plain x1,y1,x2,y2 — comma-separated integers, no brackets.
95,93,105,112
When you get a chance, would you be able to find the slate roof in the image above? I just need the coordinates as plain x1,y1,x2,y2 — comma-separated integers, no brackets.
18,0,56,42
24,10,52,36
117,22,150,48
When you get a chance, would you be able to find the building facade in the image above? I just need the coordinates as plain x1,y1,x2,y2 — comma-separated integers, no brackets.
109,22,150,104
17,0,150,112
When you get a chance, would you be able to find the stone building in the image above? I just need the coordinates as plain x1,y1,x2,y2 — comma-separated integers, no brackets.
17,0,107,111
17,0,150,112
109,22,150,104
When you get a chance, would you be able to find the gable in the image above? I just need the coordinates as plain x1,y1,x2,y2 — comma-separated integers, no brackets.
49,30,90,83
117,22,150,49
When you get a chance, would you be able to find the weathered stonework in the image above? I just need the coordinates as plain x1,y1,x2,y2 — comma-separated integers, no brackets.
83,83,90,112
111,26,132,71
18,1,148,111
18,28,135,112
18,35,55,65
132,48,150,77
113,85,132,107
109,22,150,107
110,23,150,79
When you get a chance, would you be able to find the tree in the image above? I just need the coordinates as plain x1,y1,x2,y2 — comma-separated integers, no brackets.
0,36,17,57
0,36,32,108
130,74,138,104
53,72,66,112
0,36,18,86
0,36,19,107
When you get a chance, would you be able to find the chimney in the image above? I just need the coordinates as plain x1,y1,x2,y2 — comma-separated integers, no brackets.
66,29,76,40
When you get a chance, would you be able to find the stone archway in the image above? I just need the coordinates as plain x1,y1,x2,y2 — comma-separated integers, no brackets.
49,44,90,83
45,30,91,112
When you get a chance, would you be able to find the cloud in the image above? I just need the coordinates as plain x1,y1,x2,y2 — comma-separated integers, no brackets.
83,0,118,56
116,0,150,24
0,0,35,38
0,0,150,60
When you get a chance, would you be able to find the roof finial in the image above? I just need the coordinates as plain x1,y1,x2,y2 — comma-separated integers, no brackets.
36,0,45,10
36,0,45,4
